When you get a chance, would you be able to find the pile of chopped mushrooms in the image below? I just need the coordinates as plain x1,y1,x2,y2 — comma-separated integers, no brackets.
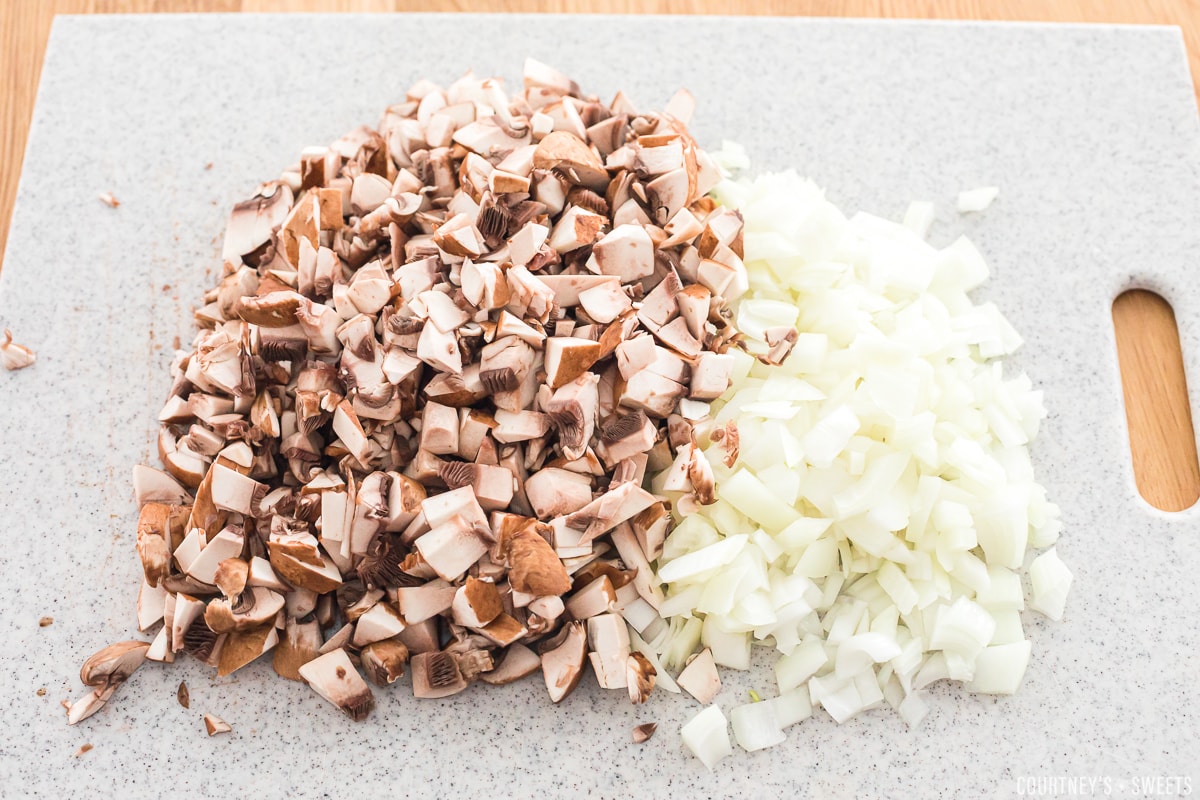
69,60,790,725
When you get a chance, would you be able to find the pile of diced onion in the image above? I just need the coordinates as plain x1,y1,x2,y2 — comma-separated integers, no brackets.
657,148,1071,767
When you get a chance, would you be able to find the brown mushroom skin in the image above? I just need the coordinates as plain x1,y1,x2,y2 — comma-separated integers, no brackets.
273,617,321,681
506,526,571,596
79,641,151,689
626,651,657,704
360,638,410,686
136,504,178,587
68,640,152,726
632,722,658,743
217,624,276,677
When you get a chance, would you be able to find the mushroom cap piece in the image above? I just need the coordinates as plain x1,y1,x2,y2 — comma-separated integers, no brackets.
632,722,658,743
298,648,376,721
451,577,504,628
676,647,722,704
204,714,233,736
0,329,36,371
533,131,609,192
205,587,286,633
273,616,322,682
411,651,469,699
539,620,587,703
479,643,541,686
80,641,151,690
627,652,657,704
506,525,572,596
360,638,410,686
217,623,279,677
68,640,152,726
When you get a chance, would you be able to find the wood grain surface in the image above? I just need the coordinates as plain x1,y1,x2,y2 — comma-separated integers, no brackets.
1113,291,1200,511
2,0,1197,510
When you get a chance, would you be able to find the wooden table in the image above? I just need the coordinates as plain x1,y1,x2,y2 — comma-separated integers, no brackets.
2,1,1197,511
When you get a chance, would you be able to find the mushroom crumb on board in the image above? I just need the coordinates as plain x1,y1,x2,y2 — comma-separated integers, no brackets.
632,722,657,743
1,329,36,371
69,58,798,726
177,681,190,708
39,616,53,627
203,713,232,736
98,192,120,208
66,641,151,725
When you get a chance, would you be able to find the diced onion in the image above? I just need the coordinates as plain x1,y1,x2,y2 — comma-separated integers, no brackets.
929,597,996,660
966,640,1032,695
650,159,1068,741
765,688,813,727
957,186,999,212
897,691,929,728
657,534,748,584
834,633,902,678
774,636,827,692
680,705,732,770
730,699,787,751
1029,547,1073,621
701,617,752,670
902,201,936,239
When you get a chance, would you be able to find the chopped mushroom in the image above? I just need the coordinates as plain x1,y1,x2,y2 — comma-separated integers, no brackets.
298,648,375,721
677,647,722,704
360,638,410,686
203,713,232,736
410,651,468,698
539,620,587,703
479,643,541,685
96,63,791,724
351,601,406,646
587,613,631,689
505,524,572,596
217,624,278,676
564,575,617,619
67,640,151,724
1,329,36,371
204,587,285,633
451,576,503,627
632,722,658,743
626,652,657,704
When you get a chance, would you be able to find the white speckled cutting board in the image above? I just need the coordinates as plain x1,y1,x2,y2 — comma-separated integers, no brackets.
1,13,1197,798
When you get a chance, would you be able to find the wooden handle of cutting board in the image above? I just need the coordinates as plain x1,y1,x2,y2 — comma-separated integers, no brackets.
2,0,1198,511
1113,291,1200,511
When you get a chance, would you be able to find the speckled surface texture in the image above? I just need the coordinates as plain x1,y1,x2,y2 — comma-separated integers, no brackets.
0,13,1197,798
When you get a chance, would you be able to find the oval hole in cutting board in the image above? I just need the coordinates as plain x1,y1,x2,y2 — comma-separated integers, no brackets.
1111,290,1200,511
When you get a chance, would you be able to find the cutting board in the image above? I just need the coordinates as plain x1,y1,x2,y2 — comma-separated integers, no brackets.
0,14,1196,797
